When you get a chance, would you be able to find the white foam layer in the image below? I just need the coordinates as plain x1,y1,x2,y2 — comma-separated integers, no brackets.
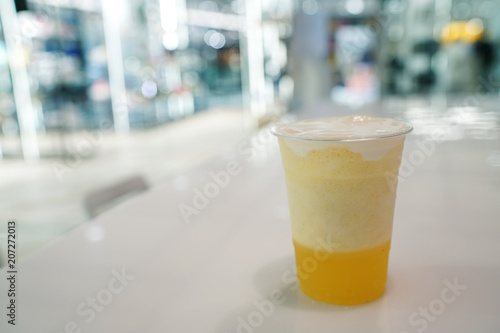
283,136,404,161
273,115,412,161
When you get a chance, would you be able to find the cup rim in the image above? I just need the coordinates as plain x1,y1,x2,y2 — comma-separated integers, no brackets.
271,116,413,142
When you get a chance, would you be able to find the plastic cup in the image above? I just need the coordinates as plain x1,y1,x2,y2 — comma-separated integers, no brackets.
271,115,413,305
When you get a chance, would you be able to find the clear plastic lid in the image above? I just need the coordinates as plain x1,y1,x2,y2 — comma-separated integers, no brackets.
271,115,413,142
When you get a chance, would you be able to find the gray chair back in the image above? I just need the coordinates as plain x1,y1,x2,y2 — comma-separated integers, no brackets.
84,175,149,218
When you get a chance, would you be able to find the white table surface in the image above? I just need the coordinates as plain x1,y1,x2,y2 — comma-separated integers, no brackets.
2,99,500,333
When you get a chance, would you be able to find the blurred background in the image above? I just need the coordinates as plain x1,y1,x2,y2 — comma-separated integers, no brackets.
1,0,499,255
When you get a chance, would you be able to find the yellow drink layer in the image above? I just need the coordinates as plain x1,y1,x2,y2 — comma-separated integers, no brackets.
294,240,391,305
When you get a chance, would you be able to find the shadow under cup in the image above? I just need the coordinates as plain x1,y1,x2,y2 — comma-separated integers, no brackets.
272,116,412,305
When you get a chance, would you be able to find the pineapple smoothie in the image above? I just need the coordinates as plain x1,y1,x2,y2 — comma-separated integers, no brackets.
272,115,412,305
